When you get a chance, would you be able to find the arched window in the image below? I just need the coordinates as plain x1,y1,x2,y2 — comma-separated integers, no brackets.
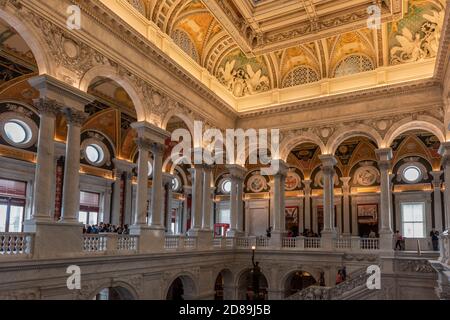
282,66,320,88
171,29,200,63
333,55,374,78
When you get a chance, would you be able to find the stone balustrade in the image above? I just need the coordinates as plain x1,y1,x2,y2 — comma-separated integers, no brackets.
0,232,33,256
0,232,385,260
439,233,449,265
83,233,139,254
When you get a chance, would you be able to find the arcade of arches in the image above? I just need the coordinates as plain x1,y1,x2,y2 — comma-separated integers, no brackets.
0,0,450,300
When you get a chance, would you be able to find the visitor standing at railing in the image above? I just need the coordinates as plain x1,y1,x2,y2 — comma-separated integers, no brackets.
430,229,439,251
394,230,403,250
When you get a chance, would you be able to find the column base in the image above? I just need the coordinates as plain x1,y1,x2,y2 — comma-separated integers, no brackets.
187,229,213,249
379,230,394,252
130,224,164,253
270,230,287,248
321,229,337,250
23,220,83,259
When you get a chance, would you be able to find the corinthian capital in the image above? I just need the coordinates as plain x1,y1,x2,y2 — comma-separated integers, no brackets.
64,108,88,127
33,98,61,117
135,137,153,151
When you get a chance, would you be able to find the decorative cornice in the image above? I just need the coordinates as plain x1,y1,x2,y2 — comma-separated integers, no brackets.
239,78,441,119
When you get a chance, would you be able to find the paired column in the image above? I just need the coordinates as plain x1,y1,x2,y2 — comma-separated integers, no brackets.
28,99,60,223
202,165,214,231
340,177,351,235
182,186,192,233
188,164,204,235
226,165,247,237
149,143,165,229
319,155,337,238
271,160,289,247
431,171,443,232
439,142,450,231
303,180,312,231
375,148,394,250
163,173,175,234
132,137,151,227
111,159,135,226
60,108,87,223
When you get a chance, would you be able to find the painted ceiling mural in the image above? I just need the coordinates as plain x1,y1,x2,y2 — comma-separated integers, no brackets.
126,0,446,97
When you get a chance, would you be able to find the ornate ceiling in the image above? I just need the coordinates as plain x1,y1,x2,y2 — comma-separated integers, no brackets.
115,1,446,99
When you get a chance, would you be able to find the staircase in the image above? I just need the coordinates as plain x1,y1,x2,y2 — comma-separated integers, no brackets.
286,267,378,300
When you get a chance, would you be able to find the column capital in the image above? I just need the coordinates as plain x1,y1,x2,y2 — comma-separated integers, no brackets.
226,164,247,180
271,159,289,177
150,141,165,156
131,121,170,145
112,158,136,174
375,148,393,162
29,75,94,112
33,98,61,117
319,154,337,168
431,170,443,181
302,179,312,189
340,176,351,186
135,137,153,151
63,108,88,127
439,142,450,165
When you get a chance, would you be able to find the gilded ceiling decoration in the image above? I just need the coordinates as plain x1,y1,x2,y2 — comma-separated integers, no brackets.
125,0,446,97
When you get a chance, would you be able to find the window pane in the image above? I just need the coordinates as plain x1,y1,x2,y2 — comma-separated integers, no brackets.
218,208,230,224
413,223,424,238
0,204,7,232
88,212,98,226
79,211,87,224
403,222,414,238
8,205,23,232
413,204,424,222
402,204,414,221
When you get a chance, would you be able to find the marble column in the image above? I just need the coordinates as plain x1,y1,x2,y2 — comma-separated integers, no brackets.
110,168,122,226
431,171,443,232
375,148,394,250
202,165,214,231
439,142,450,231
182,186,192,233
60,108,87,223
303,179,312,231
28,99,60,222
226,165,247,237
188,164,204,235
123,171,134,226
132,137,151,228
163,173,175,234
111,159,135,226
149,142,165,229
319,155,337,249
340,177,351,235
271,160,289,247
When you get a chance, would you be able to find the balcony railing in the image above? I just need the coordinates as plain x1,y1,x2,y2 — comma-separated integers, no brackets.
165,235,180,249
360,238,379,250
0,232,33,256
184,237,197,249
304,237,321,249
83,234,107,252
117,235,138,251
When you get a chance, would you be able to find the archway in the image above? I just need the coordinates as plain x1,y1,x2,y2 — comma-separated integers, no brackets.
93,286,135,300
283,270,317,298
166,275,197,300
214,269,233,300
237,268,269,301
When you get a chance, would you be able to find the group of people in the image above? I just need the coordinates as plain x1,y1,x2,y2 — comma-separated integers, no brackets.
335,266,347,285
394,229,440,251
83,222,130,235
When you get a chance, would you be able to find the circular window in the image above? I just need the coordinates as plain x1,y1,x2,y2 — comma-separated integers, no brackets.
85,144,104,165
403,166,422,183
148,161,153,177
171,177,181,192
3,120,32,145
221,179,232,194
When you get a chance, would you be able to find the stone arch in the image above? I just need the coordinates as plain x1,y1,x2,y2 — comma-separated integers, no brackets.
326,125,383,155
0,8,52,75
384,118,445,148
165,272,198,300
235,267,270,300
280,133,326,161
161,109,195,138
79,65,147,121
86,279,139,300
279,267,322,291
214,268,234,300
